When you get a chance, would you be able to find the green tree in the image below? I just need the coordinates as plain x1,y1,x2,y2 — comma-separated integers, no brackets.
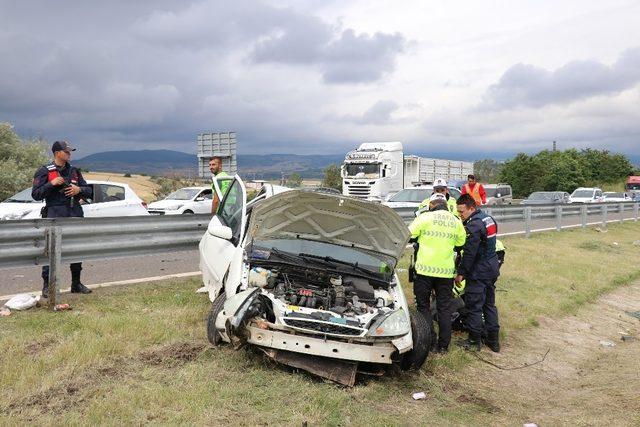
287,172,302,188
498,153,543,198
473,159,503,183
0,123,48,201
321,164,342,191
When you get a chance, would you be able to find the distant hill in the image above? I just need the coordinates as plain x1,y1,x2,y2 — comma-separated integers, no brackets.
75,150,344,179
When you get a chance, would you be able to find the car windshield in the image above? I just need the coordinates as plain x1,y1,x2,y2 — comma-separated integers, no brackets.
344,163,380,178
485,188,502,197
571,190,594,198
528,192,554,200
389,188,432,203
3,188,37,203
251,238,396,275
627,183,640,191
165,188,200,200
604,192,624,198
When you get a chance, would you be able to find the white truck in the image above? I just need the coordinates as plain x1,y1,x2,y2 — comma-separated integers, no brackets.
341,142,473,201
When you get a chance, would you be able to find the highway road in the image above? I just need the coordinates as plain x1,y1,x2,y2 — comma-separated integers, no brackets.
1,207,637,298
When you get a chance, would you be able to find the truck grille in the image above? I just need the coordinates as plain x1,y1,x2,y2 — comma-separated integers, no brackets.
346,185,370,198
282,317,367,337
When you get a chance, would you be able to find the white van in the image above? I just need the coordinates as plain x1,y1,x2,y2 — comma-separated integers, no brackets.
484,184,513,205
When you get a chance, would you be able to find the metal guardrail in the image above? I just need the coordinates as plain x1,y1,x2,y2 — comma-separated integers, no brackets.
0,214,211,306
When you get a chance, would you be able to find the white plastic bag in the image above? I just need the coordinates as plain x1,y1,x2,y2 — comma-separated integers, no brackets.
4,293,40,311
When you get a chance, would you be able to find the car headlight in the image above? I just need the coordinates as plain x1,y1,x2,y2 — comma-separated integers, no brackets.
368,309,410,337
165,204,184,210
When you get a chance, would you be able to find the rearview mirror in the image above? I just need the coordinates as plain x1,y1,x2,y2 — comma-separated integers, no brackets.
207,224,233,240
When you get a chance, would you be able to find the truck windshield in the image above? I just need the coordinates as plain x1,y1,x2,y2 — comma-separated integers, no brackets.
627,183,640,191
344,163,380,178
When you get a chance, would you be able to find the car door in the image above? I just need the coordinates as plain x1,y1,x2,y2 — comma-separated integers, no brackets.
82,183,129,217
199,175,247,300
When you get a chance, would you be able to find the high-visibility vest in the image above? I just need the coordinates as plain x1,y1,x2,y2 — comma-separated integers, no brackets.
464,183,482,205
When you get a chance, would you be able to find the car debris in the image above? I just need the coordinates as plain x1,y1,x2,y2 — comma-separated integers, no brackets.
599,340,615,348
412,391,427,400
0,306,11,317
4,294,40,311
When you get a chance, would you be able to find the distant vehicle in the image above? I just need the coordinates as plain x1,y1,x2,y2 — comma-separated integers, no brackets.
147,186,212,215
0,181,149,220
382,186,462,210
341,142,473,202
602,192,632,202
569,187,603,204
626,176,640,199
484,184,513,205
521,191,570,205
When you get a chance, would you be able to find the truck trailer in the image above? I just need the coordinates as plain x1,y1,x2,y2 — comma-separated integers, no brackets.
341,142,473,201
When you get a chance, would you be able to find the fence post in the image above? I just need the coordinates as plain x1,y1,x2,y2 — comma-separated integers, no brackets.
581,205,587,228
601,204,608,228
555,205,562,231
47,226,62,309
525,206,532,238
635,202,639,222
618,203,624,224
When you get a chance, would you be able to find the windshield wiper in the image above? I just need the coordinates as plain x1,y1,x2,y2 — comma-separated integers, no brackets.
297,253,376,276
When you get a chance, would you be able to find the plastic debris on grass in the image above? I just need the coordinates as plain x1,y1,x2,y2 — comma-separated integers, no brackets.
412,392,427,400
599,340,615,348
4,294,40,311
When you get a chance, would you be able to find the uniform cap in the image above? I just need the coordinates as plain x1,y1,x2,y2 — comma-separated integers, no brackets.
433,178,447,188
52,141,76,153
429,193,447,203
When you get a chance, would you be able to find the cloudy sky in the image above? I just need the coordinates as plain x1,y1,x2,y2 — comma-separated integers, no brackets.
1,0,639,160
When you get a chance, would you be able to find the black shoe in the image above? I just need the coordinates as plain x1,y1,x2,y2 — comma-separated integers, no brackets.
456,333,481,352
485,331,500,353
71,282,92,294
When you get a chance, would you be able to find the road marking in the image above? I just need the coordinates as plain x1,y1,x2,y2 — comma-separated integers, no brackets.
0,271,202,302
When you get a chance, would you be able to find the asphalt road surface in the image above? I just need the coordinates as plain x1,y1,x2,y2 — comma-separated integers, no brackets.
2,209,637,297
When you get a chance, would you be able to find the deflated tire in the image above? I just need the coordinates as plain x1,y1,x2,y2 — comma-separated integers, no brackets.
206,291,226,347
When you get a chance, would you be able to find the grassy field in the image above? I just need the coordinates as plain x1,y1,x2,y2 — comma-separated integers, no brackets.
1,222,639,424
84,172,159,203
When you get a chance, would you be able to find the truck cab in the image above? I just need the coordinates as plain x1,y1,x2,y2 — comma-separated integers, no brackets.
341,142,404,202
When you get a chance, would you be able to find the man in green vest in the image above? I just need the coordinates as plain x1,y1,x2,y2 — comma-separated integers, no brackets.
409,193,466,353
209,156,230,214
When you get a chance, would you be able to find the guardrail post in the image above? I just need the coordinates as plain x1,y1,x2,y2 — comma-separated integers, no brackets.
525,206,532,238
634,202,639,222
619,203,624,224
601,204,608,229
555,205,562,231
47,226,62,309
580,205,587,228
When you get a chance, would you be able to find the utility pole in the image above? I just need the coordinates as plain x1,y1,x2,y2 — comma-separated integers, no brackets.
552,141,557,152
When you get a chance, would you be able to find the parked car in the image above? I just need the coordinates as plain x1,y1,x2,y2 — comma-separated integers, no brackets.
602,192,632,202
382,186,461,210
147,186,213,215
199,176,429,385
521,191,570,205
483,184,513,205
569,187,603,204
0,180,149,220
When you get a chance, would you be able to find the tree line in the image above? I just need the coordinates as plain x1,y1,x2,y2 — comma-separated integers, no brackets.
474,149,637,198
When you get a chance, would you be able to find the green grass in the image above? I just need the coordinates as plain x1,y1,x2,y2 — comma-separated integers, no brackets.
1,221,639,424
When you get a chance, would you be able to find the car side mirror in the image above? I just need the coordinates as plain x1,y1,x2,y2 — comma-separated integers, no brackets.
207,223,233,240
496,193,501,198
195,197,205,202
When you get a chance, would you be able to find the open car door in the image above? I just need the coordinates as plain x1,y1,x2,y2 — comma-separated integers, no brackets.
199,175,247,301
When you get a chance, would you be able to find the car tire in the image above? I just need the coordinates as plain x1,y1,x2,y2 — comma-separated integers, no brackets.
400,311,431,371
182,210,194,214
206,291,226,347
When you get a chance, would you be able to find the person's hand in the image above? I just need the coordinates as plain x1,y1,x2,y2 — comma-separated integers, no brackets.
51,177,65,186
64,184,81,197
454,274,464,285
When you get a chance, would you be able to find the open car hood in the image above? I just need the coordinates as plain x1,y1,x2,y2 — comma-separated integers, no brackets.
248,190,410,260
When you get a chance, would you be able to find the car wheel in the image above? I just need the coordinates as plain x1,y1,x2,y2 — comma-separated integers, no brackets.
206,291,226,347
400,311,431,371
182,210,194,214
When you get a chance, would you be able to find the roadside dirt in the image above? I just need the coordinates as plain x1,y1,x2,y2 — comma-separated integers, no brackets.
461,281,640,426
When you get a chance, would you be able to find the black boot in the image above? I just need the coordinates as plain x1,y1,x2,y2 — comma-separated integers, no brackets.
42,279,49,299
485,330,500,353
71,270,92,294
457,332,481,351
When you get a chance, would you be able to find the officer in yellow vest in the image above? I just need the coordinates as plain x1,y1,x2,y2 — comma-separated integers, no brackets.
416,178,459,218
409,193,466,353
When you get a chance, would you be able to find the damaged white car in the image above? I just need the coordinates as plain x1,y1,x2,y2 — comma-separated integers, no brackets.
199,176,430,385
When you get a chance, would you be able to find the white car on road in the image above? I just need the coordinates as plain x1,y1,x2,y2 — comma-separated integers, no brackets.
0,180,149,220
602,192,632,202
147,186,213,215
382,185,461,210
199,175,429,385
569,187,604,204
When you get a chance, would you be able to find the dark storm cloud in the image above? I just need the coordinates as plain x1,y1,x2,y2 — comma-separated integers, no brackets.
482,47,640,109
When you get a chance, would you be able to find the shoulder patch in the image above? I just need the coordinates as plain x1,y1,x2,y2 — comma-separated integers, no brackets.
482,216,497,238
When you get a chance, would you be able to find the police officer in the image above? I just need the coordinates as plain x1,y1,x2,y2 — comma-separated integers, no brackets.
32,141,93,298
416,178,459,218
409,193,466,353
209,156,230,213
455,194,500,352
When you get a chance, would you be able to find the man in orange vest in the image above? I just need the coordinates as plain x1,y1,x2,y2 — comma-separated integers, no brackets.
461,174,486,206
